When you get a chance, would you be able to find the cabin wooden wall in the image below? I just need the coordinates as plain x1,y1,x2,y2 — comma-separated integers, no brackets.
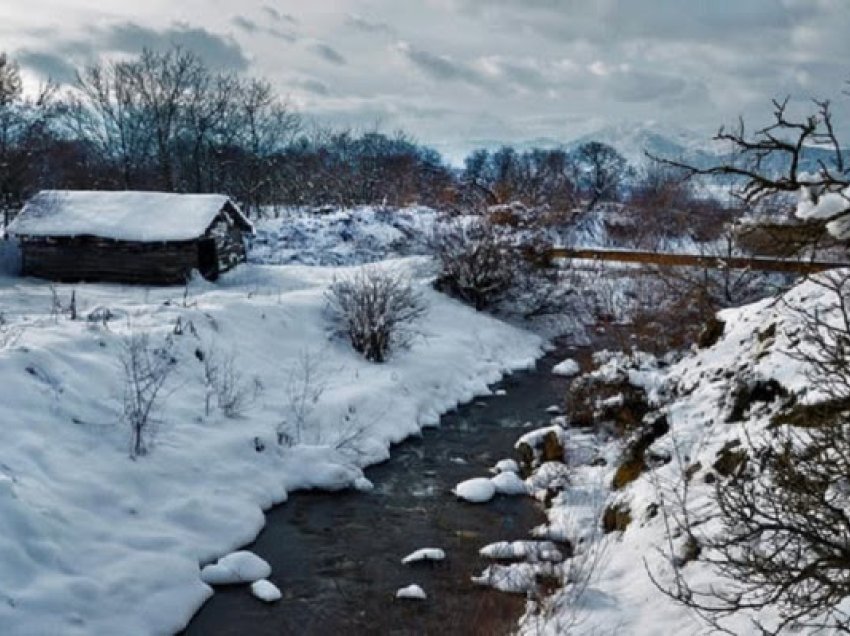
20,236,200,285
207,213,247,276
17,206,250,285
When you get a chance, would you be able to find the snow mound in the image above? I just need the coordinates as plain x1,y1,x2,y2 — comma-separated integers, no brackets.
353,476,374,492
401,548,446,564
480,540,563,562
452,477,496,503
492,458,520,474
395,584,427,600
250,579,281,603
551,358,580,376
472,563,542,594
491,471,529,496
200,551,272,585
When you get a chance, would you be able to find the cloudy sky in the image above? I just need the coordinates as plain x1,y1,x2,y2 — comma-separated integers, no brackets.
3,0,849,160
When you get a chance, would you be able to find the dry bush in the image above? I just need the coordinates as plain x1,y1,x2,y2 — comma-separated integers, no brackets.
651,273,850,633
432,217,572,318
200,345,259,418
432,219,515,311
278,349,327,445
326,267,427,363
120,332,176,458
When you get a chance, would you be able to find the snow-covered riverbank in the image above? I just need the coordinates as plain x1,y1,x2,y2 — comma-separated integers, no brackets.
0,256,542,635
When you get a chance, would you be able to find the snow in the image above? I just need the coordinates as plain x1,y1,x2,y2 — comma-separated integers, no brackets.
492,458,520,474
395,584,427,600
480,540,563,563
401,548,446,564
472,563,541,594
0,252,542,635
796,185,850,238
452,477,497,503
249,206,437,266
200,551,271,585
250,579,281,603
551,358,580,376
7,190,252,242
490,471,529,496
522,273,850,634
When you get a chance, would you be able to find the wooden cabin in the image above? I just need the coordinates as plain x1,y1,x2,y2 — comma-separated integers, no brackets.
7,191,254,284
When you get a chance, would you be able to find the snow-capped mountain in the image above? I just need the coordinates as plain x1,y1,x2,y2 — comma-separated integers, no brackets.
437,121,847,177
563,122,729,170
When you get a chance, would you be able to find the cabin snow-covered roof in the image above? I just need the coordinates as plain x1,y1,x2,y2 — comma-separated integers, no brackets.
8,190,253,242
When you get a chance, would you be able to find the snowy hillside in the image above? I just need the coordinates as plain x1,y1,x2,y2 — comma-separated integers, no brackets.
0,258,541,635
516,272,850,634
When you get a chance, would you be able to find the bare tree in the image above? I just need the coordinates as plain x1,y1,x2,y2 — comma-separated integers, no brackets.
574,141,631,211
649,97,849,214
0,52,59,214
69,60,150,188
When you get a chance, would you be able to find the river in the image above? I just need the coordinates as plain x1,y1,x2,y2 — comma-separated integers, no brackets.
184,344,576,636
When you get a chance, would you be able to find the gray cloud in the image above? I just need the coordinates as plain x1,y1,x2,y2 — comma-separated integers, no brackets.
605,70,688,103
310,43,346,65
8,0,850,155
99,22,249,69
232,16,259,33
396,42,493,90
292,77,331,96
261,6,297,24
232,15,296,42
345,14,394,35
16,21,250,82
16,50,77,83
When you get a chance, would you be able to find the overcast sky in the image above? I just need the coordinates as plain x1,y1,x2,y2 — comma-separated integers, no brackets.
3,0,849,159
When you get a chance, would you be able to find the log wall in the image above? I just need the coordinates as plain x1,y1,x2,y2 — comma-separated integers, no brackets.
21,236,200,285
17,207,251,285
208,215,247,277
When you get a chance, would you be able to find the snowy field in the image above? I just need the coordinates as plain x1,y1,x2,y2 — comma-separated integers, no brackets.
0,255,542,635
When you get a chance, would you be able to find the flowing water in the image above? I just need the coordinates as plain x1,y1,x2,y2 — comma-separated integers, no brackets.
184,345,576,636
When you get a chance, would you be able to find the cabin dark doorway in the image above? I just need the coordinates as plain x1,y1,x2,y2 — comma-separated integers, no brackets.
197,238,219,280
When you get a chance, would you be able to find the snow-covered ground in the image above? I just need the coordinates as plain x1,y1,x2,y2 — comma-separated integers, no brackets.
505,272,848,634
0,256,542,635
249,206,438,266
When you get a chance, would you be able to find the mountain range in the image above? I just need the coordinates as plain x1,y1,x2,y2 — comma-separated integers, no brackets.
433,122,847,179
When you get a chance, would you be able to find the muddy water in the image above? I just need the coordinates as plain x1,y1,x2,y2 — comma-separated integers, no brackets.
183,346,576,636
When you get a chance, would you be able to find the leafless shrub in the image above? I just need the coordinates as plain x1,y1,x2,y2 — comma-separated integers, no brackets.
120,332,176,458
0,313,23,349
278,349,327,445
648,273,850,633
200,344,259,418
432,217,572,318
432,218,515,310
326,267,427,363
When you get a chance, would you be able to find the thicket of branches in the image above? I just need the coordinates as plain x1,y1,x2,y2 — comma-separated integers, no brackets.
0,47,456,216
0,47,659,220
650,91,850,634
